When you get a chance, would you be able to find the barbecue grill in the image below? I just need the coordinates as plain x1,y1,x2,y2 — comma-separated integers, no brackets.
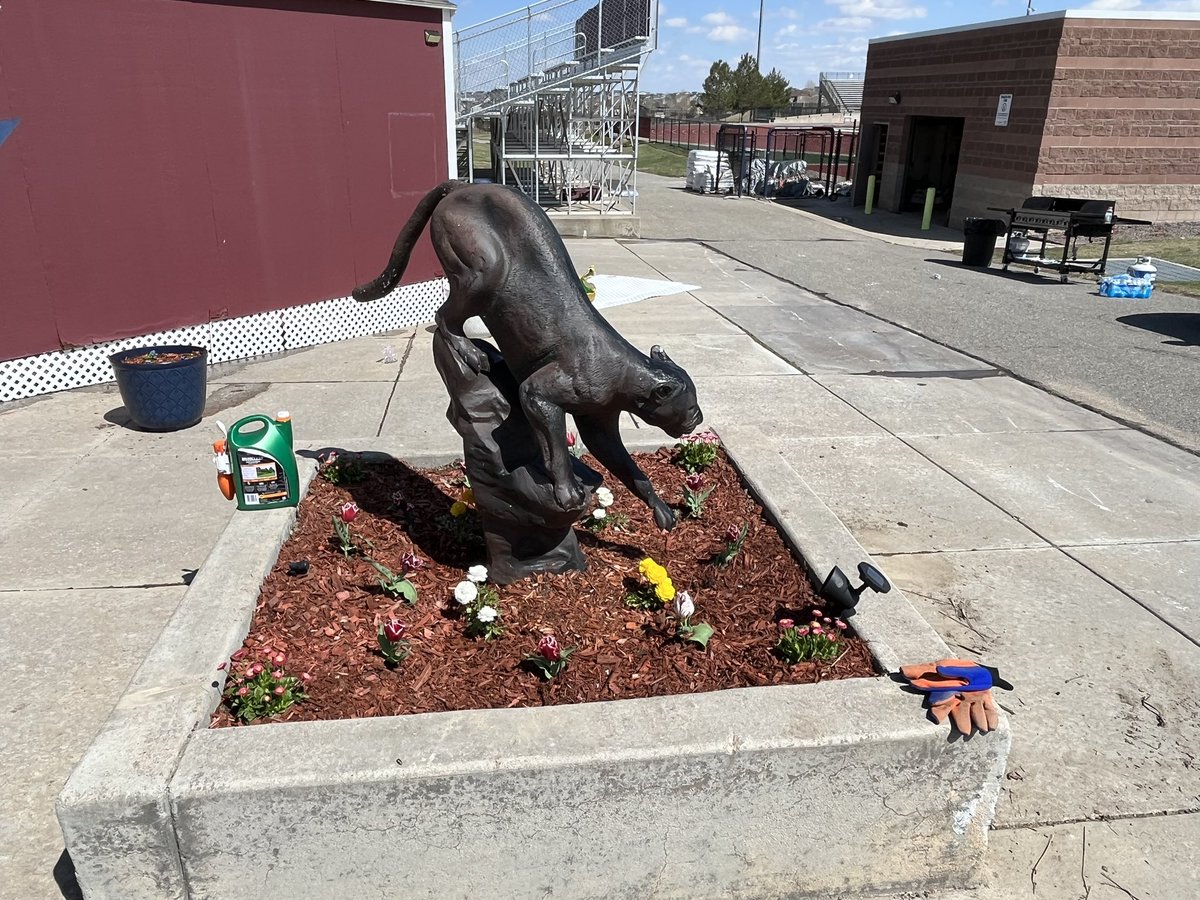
987,196,1151,283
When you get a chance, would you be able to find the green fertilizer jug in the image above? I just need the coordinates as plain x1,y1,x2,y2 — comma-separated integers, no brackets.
222,411,300,510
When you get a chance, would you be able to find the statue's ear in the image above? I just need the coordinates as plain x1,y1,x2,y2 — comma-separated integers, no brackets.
650,345,673,364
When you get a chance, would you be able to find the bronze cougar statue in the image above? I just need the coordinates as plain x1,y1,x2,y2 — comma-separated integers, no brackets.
353,180,703,530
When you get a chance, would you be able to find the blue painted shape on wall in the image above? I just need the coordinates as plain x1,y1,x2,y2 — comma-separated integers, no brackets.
0,118,20,149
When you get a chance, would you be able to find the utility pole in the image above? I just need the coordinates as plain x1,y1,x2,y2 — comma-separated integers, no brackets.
756,0,765,69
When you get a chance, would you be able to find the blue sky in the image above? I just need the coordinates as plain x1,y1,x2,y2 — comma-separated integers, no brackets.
453,0,1199,92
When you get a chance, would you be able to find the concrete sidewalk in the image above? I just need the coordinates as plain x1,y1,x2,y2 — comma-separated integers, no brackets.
3,232,1200,898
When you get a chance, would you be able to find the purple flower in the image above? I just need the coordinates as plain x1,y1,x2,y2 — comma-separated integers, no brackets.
339,502,359,523
382,620,406,642
401,552,426,571
685,473,705,491
725,524,742,542
537,634,561,662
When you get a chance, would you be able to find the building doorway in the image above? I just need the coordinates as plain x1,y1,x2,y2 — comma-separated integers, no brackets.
901,116,963,224
853,122,888,209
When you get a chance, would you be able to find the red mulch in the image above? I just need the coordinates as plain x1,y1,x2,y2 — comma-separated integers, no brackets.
211,449,877,727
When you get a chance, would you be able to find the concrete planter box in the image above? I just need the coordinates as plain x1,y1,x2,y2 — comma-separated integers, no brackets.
58,428,1008,899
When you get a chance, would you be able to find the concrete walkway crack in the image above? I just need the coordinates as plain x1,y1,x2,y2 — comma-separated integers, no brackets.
377,331,419,437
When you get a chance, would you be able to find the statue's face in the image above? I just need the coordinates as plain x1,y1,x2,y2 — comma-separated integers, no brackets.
641,346,703,439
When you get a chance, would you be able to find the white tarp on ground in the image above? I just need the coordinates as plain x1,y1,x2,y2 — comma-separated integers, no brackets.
590,274,700,309
462,276,700,339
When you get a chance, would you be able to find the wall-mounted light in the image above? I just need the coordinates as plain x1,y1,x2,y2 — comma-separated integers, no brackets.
888,92,902,105
424,30,442,46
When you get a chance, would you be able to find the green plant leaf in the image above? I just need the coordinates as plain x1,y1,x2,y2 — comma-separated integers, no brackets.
680,622,714,649
396,579,418,603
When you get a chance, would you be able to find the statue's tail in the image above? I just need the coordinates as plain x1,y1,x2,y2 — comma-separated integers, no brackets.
352,180,465,302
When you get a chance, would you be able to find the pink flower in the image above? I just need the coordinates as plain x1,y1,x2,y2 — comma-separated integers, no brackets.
566,432,577,447
273,652,288,666
797,626,810,636
813,625,824,635
339,502,359,523
273,685,286,697
237,686,249,697
778,618,794,629
401,552,426,571
272,669,284,679
685,473,705,491
261,646,275,658
835,619,847,630
382,620,406,642
216,661,227,671
231,648,248,662
300,672,313,683
822,617,831,624
725,524,742,542
811,609,824,618
248,663,264,676
325,451,339,466
537,634,561,662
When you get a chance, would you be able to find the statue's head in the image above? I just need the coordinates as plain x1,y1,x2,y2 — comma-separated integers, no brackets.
635,345,703,439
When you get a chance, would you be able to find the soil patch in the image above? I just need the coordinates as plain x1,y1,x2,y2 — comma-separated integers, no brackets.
212,449,876,726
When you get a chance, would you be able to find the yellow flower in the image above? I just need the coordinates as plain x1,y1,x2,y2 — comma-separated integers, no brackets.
450,500,468,517
638,558,656,578
655,579,676,602
460,488,475,506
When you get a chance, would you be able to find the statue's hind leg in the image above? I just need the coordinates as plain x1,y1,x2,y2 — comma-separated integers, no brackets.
435,284,489,374
431,211,504,374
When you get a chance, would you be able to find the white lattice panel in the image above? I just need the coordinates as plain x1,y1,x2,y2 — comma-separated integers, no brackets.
207,310,286,362
0,279,448,403
283,279,448,349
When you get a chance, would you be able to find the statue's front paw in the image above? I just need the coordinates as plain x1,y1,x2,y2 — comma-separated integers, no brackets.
652,498,677,531
553,478,586,514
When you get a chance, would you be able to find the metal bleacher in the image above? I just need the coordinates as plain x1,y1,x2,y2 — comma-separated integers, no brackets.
454,0,658,216
818,72,864,116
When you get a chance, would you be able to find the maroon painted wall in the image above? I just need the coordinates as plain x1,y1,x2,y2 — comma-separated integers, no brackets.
0,0,449,362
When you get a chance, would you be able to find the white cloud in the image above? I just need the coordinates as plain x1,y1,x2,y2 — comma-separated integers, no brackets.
708,24,753,42
702,11,737,26
664,17,689,27
828,0,927,19
816,16,874,30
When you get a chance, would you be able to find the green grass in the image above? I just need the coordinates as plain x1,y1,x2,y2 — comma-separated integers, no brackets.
636,143,690,177
1107,237,1200,268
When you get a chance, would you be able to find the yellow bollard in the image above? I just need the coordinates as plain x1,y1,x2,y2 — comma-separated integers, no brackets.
865,175,875,215
921,187,936,231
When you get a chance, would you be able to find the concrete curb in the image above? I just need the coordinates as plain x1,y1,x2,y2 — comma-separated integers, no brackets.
57,438,1009,899
55,459,317,899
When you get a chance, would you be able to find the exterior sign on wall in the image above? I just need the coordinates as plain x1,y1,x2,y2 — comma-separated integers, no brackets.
995,94,1013,127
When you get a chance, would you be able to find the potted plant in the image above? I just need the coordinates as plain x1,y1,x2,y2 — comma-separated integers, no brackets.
109,344,208,431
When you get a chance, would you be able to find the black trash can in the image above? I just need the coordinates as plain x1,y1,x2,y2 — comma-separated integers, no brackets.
109,345,208,431
962,218,1006,267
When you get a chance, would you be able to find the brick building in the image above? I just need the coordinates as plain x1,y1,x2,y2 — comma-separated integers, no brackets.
853,10,1200,227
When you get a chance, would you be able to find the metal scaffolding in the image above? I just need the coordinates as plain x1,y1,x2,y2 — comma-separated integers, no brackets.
454,0,657,216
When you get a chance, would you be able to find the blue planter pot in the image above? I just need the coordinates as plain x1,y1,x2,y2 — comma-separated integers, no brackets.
109,345,208,431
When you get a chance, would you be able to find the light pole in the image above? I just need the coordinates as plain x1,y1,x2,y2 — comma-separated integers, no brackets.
756,0,765,68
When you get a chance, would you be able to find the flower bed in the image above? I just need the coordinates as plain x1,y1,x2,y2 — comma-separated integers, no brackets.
212,444,876,726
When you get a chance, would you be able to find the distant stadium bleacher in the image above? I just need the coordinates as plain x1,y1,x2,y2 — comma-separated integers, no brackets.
819,72,864,115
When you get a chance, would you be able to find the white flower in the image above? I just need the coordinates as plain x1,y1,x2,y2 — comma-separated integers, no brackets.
592,508,607,520
674,591,695,619
453,581,478,605
475,605,498,623
467,564,489,584
595,486,614,508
